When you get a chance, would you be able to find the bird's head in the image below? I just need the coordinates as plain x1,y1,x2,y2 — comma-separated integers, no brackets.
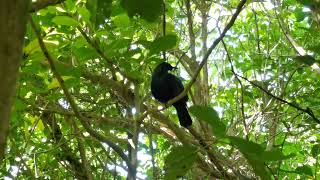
153,62,177,74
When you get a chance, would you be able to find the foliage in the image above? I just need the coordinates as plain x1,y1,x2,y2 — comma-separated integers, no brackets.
2,0,320,179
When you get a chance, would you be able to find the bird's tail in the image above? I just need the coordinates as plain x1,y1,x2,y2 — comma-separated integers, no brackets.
174,103,192,127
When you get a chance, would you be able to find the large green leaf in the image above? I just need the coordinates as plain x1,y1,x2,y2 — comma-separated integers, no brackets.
149,35,177,55
112,13,130,28
164,145,197,179
189,105,226,138
228,136,264,156
52,16,79,26
246,158,272,180
295,165,313,176
260,149,296,162
77,7,91,23
228,136,271,179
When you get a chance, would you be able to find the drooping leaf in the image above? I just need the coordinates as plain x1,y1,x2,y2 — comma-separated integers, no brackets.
189,105,226,138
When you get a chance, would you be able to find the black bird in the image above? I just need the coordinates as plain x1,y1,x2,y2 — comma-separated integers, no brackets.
151,62,192,127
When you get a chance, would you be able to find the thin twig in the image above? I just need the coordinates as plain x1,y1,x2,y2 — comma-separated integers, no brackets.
77,26,137,82
237,74,320,123
29,15,136,176
166,0,247,106
221,39,249,139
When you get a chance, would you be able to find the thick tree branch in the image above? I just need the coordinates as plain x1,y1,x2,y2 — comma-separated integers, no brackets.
0,0,30,162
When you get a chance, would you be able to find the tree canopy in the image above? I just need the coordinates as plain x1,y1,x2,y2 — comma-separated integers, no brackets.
1,0,320,179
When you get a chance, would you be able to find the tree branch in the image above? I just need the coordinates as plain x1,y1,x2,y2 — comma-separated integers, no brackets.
222,38,320,124
166,0,247,106
30,0,66,12
77,27,138,82
29,16,136,176
185,0,196,60
237,74,320,123
0,0,30,162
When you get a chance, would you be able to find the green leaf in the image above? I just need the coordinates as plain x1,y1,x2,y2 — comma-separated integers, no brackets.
121,0,163,22
28,116,45,132
246,158,272,180
52,16,79,26
48,76,73,90
296,0,318,7
228,136,272,179
65,0,76,12
149,35,177,55
14,99,27,111
24,39,58,55
47,78,60,90
24,39,41,54
294,55,316,66
189,106,226,138
294,7,308,22
164,145,197,179
295,165,313,176
311,144,320,158
260,149,296,162
112,13,131,28
228,136,264,156
77,7,91,23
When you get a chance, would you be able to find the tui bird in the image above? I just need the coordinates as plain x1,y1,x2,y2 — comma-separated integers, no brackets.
151,62,192,127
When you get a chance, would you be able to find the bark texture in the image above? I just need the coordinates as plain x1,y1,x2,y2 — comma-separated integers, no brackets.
0,0,30,161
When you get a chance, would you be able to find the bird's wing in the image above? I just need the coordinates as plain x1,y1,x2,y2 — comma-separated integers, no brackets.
166,73,184,97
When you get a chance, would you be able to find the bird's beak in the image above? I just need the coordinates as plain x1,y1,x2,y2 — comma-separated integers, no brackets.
172,66,178,71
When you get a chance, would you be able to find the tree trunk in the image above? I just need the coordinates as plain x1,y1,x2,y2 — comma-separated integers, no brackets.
0,0,30,161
